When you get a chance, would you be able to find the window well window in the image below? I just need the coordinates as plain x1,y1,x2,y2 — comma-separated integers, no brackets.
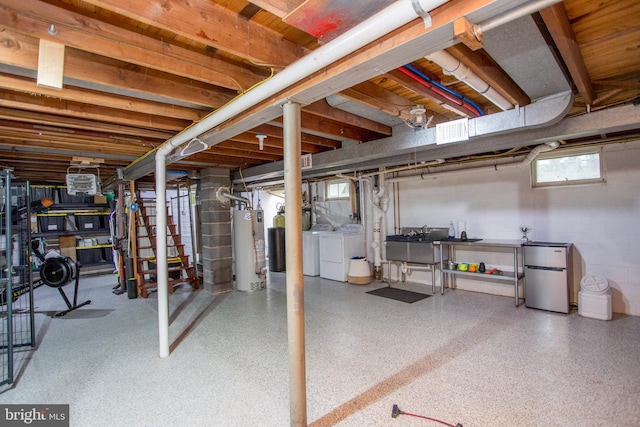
532,148,605,187
325,179,350,200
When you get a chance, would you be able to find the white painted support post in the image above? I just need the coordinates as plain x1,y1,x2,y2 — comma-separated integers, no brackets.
283,101,306,426
156,153,170,358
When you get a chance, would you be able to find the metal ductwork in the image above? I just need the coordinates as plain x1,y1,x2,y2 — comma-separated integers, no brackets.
386,141,560,183
232,90,574,185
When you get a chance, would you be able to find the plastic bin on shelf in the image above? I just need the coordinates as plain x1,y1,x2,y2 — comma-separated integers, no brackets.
37,214,66,232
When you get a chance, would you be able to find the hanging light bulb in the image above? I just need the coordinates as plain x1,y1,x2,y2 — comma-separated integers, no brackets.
411,104,426,125
405,104,432,129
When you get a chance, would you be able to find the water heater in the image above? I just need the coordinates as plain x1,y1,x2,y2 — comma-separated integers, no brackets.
233,209,266,291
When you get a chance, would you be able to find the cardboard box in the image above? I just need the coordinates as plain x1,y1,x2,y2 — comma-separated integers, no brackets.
59,235,77,248
60,247,77,261
94,195,107,204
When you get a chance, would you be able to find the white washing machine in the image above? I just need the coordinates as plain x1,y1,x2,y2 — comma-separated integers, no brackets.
303,223,333,276
319,224,365,282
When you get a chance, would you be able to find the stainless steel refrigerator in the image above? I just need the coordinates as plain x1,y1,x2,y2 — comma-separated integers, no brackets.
523,242,572,313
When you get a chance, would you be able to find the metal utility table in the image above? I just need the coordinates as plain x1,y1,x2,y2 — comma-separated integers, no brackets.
437,239,524,306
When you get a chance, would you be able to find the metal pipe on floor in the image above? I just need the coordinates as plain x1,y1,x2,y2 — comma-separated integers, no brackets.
283,101,306,426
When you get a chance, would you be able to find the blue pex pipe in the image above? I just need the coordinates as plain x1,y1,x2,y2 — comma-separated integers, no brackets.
402,64,485,116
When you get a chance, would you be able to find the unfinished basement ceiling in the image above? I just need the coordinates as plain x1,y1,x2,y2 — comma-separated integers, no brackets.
0,0,638,185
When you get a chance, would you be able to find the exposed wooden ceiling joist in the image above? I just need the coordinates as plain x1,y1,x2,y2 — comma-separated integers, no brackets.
0,0,265,91
0,0,636,184
0,30,234,108
79,0,306,67
539,3,595,105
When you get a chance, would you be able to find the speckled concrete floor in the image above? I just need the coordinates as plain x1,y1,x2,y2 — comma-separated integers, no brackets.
1,272,639,426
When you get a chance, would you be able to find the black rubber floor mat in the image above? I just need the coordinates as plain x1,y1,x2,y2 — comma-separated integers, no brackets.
366,287,431,303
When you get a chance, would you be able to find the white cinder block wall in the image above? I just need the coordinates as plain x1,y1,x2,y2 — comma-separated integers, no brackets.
387,140,640,316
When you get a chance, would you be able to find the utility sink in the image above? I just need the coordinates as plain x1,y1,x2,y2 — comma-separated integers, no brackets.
385,227,449,264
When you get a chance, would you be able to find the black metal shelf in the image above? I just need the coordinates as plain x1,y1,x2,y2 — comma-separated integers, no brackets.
32,229,110,238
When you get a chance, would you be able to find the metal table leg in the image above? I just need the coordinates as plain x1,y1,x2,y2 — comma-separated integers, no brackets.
513,247,519,307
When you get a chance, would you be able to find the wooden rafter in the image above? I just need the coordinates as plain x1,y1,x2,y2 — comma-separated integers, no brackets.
0,74,207,122
0,30,234,108
0,0,265,91
540,3,595,105
0,90,189,131
80,0,307,67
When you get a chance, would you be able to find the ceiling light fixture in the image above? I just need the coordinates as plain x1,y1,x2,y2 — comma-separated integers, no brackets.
405,104,432,129
48,24,58,36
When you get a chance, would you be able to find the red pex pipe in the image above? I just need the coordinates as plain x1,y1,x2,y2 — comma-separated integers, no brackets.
396,66,481,117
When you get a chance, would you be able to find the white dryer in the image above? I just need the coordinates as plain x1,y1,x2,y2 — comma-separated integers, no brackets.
319,224,365,282
302,223,333,276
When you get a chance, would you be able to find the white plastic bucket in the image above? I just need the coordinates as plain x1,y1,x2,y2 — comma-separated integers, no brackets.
578,275,612,320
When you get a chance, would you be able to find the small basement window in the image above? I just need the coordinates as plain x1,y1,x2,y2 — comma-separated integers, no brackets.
532,148,605,187
325,179,351,200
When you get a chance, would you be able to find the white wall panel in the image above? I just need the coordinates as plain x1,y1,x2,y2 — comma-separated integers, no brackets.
388,140,640,315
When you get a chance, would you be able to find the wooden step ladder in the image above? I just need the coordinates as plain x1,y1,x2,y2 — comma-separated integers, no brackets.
135,197,199,298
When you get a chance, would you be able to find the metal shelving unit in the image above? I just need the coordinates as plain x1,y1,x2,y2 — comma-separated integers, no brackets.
1,171,36,386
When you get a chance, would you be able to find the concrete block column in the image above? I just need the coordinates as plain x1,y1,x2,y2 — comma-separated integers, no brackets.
199,168,233,294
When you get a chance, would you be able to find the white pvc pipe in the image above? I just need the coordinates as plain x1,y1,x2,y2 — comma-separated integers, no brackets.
387,141,560,183
427,50,514,111
153,0,447,359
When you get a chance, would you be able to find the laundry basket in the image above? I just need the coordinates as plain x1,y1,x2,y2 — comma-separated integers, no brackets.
578,275,612,320
348,258,371,285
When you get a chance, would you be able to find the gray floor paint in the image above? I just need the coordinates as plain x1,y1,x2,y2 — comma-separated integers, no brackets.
2,272,639,426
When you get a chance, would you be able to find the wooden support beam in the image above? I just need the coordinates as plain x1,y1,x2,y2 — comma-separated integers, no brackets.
0,90,189,131
250,0,304,18
229,132,331,154
252,124,341,149
0,30,234,109
272,110,385,143
0,0,265,91
540,3,595,105
0,74,207,122
0,107,173,140
303,100,392,136
454,17,483,51
80,0,306,67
